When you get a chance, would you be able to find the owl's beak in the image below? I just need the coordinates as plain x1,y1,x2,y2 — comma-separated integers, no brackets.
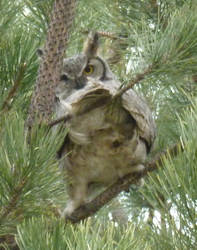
75,76,87,89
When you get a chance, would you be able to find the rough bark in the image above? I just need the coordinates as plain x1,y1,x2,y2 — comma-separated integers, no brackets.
26,0,76,128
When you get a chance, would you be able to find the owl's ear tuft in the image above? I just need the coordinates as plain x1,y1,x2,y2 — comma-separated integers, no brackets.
83,31,99,59
60,74,69,82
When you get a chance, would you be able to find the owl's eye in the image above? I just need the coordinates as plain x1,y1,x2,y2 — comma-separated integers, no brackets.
83,65,94,75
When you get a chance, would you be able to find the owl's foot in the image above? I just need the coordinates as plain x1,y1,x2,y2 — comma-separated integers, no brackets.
137,177,144,186
62,181,87,217
129,164,145,190
62,200,79,217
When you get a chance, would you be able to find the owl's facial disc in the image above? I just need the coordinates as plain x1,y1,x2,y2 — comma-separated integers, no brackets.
59,73,87,91
56,55,108,101
62,54,88,79
83,57,106,80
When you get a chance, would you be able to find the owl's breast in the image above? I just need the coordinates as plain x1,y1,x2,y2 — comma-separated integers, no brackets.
61,104,147,185
56,79,154,186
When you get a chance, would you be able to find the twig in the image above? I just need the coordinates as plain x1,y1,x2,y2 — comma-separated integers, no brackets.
48,114,72,128
65,142,183,223
1,63,26,112
113,65,153,99
82,30,124,40
146,143,183,172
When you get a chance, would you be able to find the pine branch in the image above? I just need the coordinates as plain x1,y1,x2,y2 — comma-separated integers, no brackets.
65,142,183,223
1,63,26,112
0,178,27,223
26,0,76,129
0,234,19,250
113,65,153,99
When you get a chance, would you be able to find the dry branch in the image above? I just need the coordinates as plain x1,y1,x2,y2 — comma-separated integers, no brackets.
82,30,124,40
65,143,183,223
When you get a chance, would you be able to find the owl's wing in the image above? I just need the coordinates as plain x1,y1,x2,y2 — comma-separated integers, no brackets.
72,80,156,152
121,89,156,152
103,81,156,152
57,79,156,153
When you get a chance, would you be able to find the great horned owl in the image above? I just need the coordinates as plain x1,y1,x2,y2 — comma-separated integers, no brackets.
55,32,156,216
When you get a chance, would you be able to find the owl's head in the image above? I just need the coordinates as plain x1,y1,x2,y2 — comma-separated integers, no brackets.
56,32,116,101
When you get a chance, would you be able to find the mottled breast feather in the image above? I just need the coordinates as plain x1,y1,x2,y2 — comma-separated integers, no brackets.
62,78,156,152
